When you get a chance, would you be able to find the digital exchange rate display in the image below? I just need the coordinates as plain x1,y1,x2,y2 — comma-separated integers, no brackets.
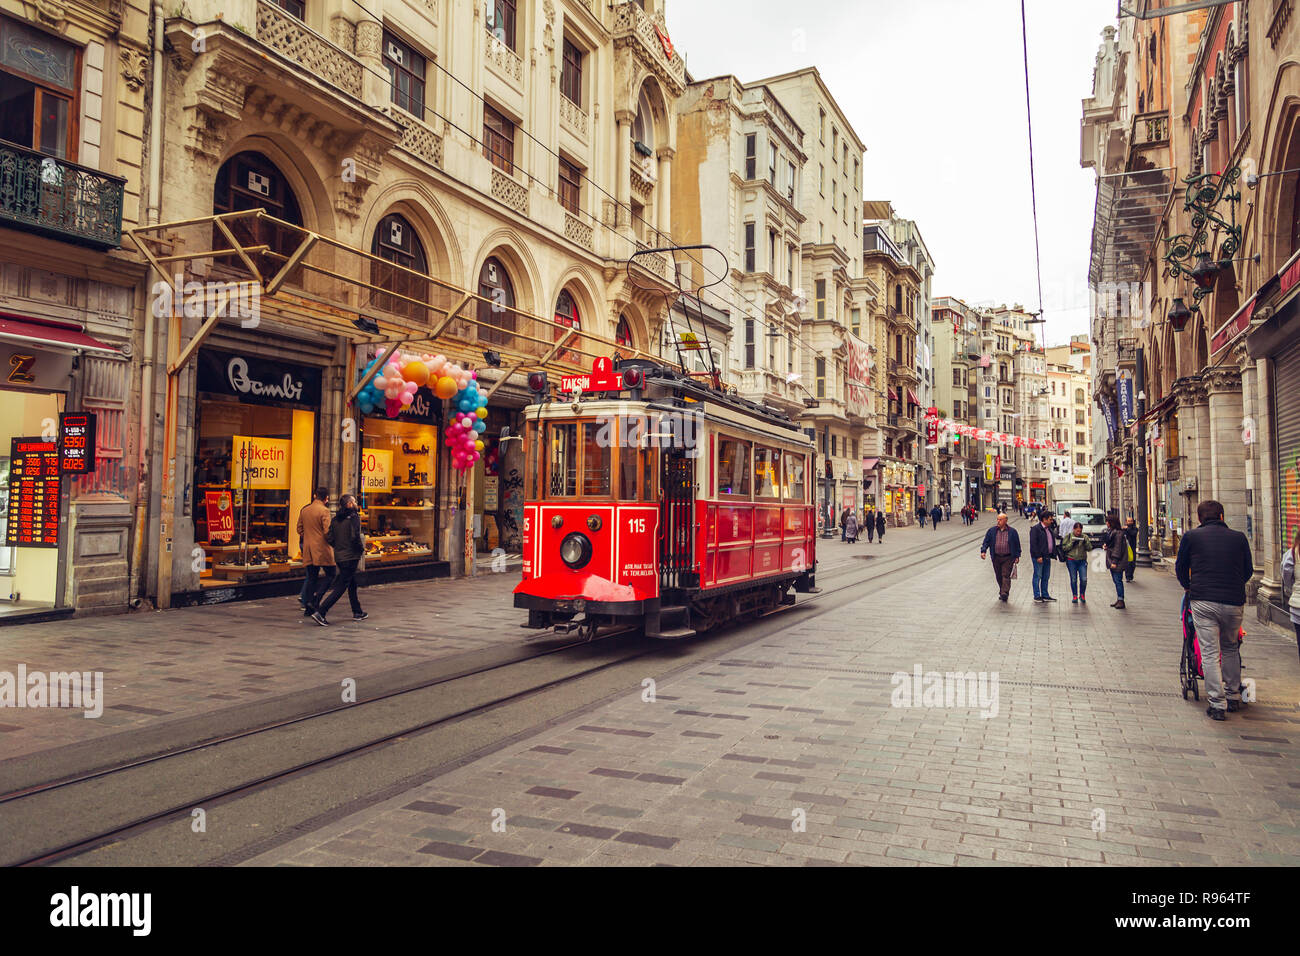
6,438,61,548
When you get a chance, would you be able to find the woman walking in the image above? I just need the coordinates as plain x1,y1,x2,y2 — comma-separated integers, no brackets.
844,509,859,543
312,494,369,625
1061,522,1092,604
876,509,887,543
1103,514,1130,609
1281,527,1300,663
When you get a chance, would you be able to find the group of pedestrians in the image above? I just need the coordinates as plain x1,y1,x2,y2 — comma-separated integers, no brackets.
959,504,979,525
297,487,369,626
915,504,945,530
979,508,1137,607
977,499,1261,722
840,507,887,544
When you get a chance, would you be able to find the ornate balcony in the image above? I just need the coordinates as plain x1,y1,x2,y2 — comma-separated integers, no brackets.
612,1,686,96
484,28,524,85
0,141,126,249
559,94,590,141
257,0,363,98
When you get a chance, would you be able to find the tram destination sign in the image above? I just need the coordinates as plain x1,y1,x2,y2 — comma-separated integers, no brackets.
58,412,97,474
6,438,61,548
560,357,621,394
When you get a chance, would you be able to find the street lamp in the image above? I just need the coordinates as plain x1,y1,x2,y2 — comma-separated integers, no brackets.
1190,251,1219,291
1167,297,1193,332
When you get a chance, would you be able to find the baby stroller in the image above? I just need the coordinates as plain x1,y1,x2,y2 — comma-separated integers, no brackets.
1180,594,1246,701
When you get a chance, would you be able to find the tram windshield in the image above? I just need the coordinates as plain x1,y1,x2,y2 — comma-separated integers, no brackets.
539,417,658,502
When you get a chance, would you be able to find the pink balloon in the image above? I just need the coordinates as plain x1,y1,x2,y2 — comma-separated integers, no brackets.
470,370,477,379
385,386,400,399
385,398,401,417
373,376,387,389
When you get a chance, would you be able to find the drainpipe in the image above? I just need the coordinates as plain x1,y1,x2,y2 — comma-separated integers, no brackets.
129,0,166,608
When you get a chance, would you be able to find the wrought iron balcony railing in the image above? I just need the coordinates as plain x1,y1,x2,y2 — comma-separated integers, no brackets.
0,140,126,249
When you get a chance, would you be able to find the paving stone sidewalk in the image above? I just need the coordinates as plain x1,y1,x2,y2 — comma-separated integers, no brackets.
247,538,1300,867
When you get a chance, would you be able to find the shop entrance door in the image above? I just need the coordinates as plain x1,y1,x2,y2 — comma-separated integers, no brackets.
0,389,65,617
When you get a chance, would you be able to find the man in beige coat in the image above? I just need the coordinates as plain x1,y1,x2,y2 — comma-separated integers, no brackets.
298,487,335,616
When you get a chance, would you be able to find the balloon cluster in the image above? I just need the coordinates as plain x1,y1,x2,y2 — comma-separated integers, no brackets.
357,349,480,423
444,374,487,472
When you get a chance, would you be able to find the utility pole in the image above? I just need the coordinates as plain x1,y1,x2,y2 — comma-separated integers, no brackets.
1134,347,1152,568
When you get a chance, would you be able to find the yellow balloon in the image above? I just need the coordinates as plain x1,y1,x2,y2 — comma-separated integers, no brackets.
475,440,485,452
434,376,458,400
476,406,488,418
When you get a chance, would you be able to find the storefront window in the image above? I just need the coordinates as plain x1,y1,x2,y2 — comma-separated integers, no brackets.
718,438,751,497
193,349,322,586
359,394,438,566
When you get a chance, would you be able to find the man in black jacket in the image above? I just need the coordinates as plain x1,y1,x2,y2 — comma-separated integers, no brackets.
1175,500,1254,720
313,494,369,626
980,513,1021,602
1028,511,1058,603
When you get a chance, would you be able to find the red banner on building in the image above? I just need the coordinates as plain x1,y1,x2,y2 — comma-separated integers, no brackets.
205,490,235,543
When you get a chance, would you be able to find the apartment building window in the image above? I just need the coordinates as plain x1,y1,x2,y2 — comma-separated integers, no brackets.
1075,409,1085,425
819,164,825,195
786,161,796,202
842,194,847,223
842,143,848,169
787,244,795,288
557,156,581,214
816,357,826,398
768,321,777,369
854,157,859,188
832,126,838,156
560,38,584,106
744,319,755,369
768,229,777,274
831,180,837,211
744,222,756,272
483,103,515,174
819,108,825,142
1076,452,1086,467
815,279,826,320
0,17,79,160
383,32,427,118
1076,431,1086,446
744,133,756,179
269,0,304,17
850,308,860,336
819,222,824,242
768,142,778,185
953,368,963,387
486,0,518,49
787,332,794,375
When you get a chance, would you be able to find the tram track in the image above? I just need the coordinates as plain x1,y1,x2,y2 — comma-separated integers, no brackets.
2,519,992,867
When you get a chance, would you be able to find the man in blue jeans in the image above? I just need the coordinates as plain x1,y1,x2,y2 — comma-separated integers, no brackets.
1028,511,1057,603
1175,499,1254,720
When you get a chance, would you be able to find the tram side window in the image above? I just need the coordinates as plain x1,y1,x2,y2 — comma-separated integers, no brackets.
784,452,806,502
753,446,782,499
547,423,577,497
582,423,610,497
718,438,751,497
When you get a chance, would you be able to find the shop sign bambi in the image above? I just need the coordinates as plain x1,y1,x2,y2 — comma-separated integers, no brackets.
231,435,291,489
197,349,322,408
361,448,392,493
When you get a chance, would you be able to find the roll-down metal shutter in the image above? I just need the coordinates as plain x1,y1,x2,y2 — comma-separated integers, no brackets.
1273,339,1300,554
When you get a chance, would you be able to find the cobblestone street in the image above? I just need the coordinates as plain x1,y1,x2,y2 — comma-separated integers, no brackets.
224,519,1300,867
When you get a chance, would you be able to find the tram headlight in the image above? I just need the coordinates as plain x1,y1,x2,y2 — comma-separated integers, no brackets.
587,514,602,532
559,532,592,570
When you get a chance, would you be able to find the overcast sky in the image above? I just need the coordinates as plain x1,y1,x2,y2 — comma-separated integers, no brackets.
666,0,1118,347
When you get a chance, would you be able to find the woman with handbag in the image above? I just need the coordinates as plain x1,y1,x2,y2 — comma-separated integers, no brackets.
1280,526,1300,663
1103,513,1131,609
312,494,369,626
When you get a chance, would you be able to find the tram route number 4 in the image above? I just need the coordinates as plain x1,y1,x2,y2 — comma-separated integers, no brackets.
561,358,620,394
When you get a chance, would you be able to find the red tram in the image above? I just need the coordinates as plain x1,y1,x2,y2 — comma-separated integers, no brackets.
514,359,817,639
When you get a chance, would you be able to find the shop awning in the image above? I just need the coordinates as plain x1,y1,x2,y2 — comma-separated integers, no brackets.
888,388,898,400
907,388,920,406
0,314,119,354
861,457,879,470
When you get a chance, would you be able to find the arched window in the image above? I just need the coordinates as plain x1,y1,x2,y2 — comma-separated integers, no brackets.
370,213,428,322
478,256,516,347
212,151,303,276
632,87,655,153
553,288,581,363
616,314,634,350
1075,388,1085,405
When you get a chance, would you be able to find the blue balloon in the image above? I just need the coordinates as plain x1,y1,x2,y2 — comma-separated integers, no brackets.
473,420,486,434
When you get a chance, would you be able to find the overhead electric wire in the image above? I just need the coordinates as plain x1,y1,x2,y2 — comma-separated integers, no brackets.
1019,0,1048,349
